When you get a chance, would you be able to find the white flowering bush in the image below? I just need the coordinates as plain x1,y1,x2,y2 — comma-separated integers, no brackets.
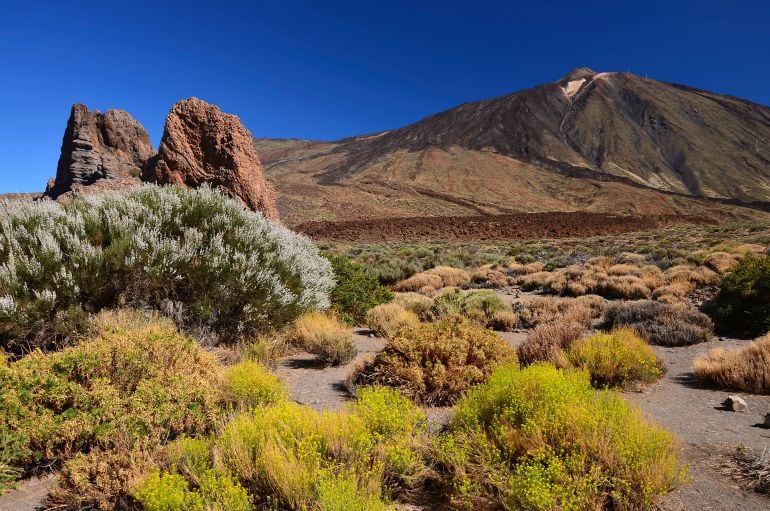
0,185,334,353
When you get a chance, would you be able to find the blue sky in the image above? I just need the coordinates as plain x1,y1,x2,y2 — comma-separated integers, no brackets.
1,0,769,192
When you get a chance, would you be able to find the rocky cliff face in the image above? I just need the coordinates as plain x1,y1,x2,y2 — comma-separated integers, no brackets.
145,98,278,219
46,104,155,198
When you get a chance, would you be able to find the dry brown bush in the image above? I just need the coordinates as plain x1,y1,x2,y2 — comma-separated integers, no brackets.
734,243,767,255
574,294,607,317
517,320,587,368
586,256,613,269
425,266,471,287
618,252,647,265
355,318,516,405
366,302,419,338
607,263,642,276
471,267,510,288
640,265,665,290
519,271,552,291
506,261,545,275
603,300,713,346
512,296,597,329
596,275,651,299
491,310,518,332
704,251,739,273
693,334,770,393
393,272,443,294
653,282,695,301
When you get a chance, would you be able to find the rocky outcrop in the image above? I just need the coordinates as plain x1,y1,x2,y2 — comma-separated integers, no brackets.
145,98,278,219
46,104,155,198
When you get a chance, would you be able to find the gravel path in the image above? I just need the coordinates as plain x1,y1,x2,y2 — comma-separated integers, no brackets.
0,473,56,511
625,337,770,510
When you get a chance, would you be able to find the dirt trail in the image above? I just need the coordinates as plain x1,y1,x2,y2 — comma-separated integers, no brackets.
0,474,56,511
625,338,770,510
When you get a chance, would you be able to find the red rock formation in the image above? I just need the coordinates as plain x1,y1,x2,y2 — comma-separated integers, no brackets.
146,97,278,219
47,104,155,198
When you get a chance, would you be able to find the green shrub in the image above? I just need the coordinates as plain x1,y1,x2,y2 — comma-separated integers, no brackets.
568,328,663,387
0,311,223,493
707,255,770,337
223,361,287,408
603,300,713,346
0,185,334,354
439,364,686,510
324,253,393,326
355,319,516,405
430,289,507,327
133,469,253,511
166,387,427,510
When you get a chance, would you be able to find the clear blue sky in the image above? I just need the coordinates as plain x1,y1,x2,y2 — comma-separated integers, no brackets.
1,0,769,192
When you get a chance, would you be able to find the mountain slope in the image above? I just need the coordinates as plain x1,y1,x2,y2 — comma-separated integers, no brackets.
257,69,770,225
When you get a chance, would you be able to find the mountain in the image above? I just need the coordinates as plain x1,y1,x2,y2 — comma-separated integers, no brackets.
256,68,770,226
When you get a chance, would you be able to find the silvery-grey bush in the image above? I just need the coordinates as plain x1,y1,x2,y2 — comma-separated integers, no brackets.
0,185,335,353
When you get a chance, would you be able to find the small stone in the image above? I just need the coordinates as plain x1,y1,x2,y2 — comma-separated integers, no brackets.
724,395,747,412
764,413,770,427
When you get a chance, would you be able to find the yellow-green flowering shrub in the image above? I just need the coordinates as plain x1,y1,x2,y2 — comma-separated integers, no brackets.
568,327,664,387
437,363,686,510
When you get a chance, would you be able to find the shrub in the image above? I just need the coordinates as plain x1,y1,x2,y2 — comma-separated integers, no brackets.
568,328,663,387
133,469,252,511
223,361,287,408
355,319,516,405
0,185,335,354
393,292,433,321
393,266,470,295
693,334,770,393
439,364,686,510
517,321,587,368
366,303,419,338
512,296,596,329
429,289,507,327
491,310,517,332
324,253,393,326
289,312,356,365
0,311,223,498
707,255,770,337
603,300,713,346
168,387,427,510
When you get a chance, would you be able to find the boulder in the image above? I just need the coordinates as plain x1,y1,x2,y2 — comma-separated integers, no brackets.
724,395,747,412
47,104,155,198
145,98,278,220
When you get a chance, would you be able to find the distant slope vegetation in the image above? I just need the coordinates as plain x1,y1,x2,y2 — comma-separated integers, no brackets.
256,68,770,226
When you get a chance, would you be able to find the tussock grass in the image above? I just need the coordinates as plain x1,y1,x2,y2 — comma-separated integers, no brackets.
366,302,419,338
693,334,770,393
288,312,356,366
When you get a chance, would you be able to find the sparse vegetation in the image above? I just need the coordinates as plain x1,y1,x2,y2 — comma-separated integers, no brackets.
0,185,335,354
603,300,714,346
693,334,770,393
355,318,516,405
707,255,770,337
437,363,686,510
